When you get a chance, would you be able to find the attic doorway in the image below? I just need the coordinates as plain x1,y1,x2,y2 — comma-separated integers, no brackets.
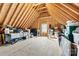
40,23,48,36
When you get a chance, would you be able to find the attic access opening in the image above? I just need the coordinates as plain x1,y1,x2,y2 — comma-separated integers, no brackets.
40,23,48,36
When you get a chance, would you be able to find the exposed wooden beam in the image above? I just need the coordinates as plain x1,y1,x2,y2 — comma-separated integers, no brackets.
37,7,47,11
38,10,48,13
73,3,79,9
51,4,76,22
63,4,79,14
21,5,39,28
9,3,24,26
2,3,19,26
18,4,35,28
46,4,62,25
52,5,77,22
19,5,36,28
0,3,11,25
15,4,32,27
26,12,39,28
12,4,28,27
60,3,79,16
55,4,79,21
20,7,36,28
25,11,39,28
0,3,3,13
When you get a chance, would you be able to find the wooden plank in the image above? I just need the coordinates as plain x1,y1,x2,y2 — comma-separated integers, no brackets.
51,4,77,22
60,4,79,16
15,4,33,27
2,3,18,26
46,4,62,25
26,7,39,28
9,3,24,26
0,3,3,13
37,7,47,11
50,4,74,22
20,5,38,28
63,3,79,14
25,12,38,28
0,3,11,25
25,12,39,28
55,4,79,21
20,9,35,28
53,4,75,21
72,3,79,9
21,6,39,28
18,4,35,28
27,13,39,28
12,4,28,27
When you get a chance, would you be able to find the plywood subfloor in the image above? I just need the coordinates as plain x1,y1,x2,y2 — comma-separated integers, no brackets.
0,37,62,56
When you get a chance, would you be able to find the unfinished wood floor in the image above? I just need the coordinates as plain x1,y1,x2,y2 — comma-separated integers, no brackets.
0,37,62,56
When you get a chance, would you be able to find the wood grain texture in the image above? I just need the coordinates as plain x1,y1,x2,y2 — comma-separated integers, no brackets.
0,3,79,29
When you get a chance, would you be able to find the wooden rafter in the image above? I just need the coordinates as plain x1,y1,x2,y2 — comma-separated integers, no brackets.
2,3,19,26
9,3,25,26
12,4,28,27
0,3,12,25
15,4,33,27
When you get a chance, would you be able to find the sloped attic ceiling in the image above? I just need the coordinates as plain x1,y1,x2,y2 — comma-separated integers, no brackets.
46,3,79,25
0,3,79,29
0,3,39,29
